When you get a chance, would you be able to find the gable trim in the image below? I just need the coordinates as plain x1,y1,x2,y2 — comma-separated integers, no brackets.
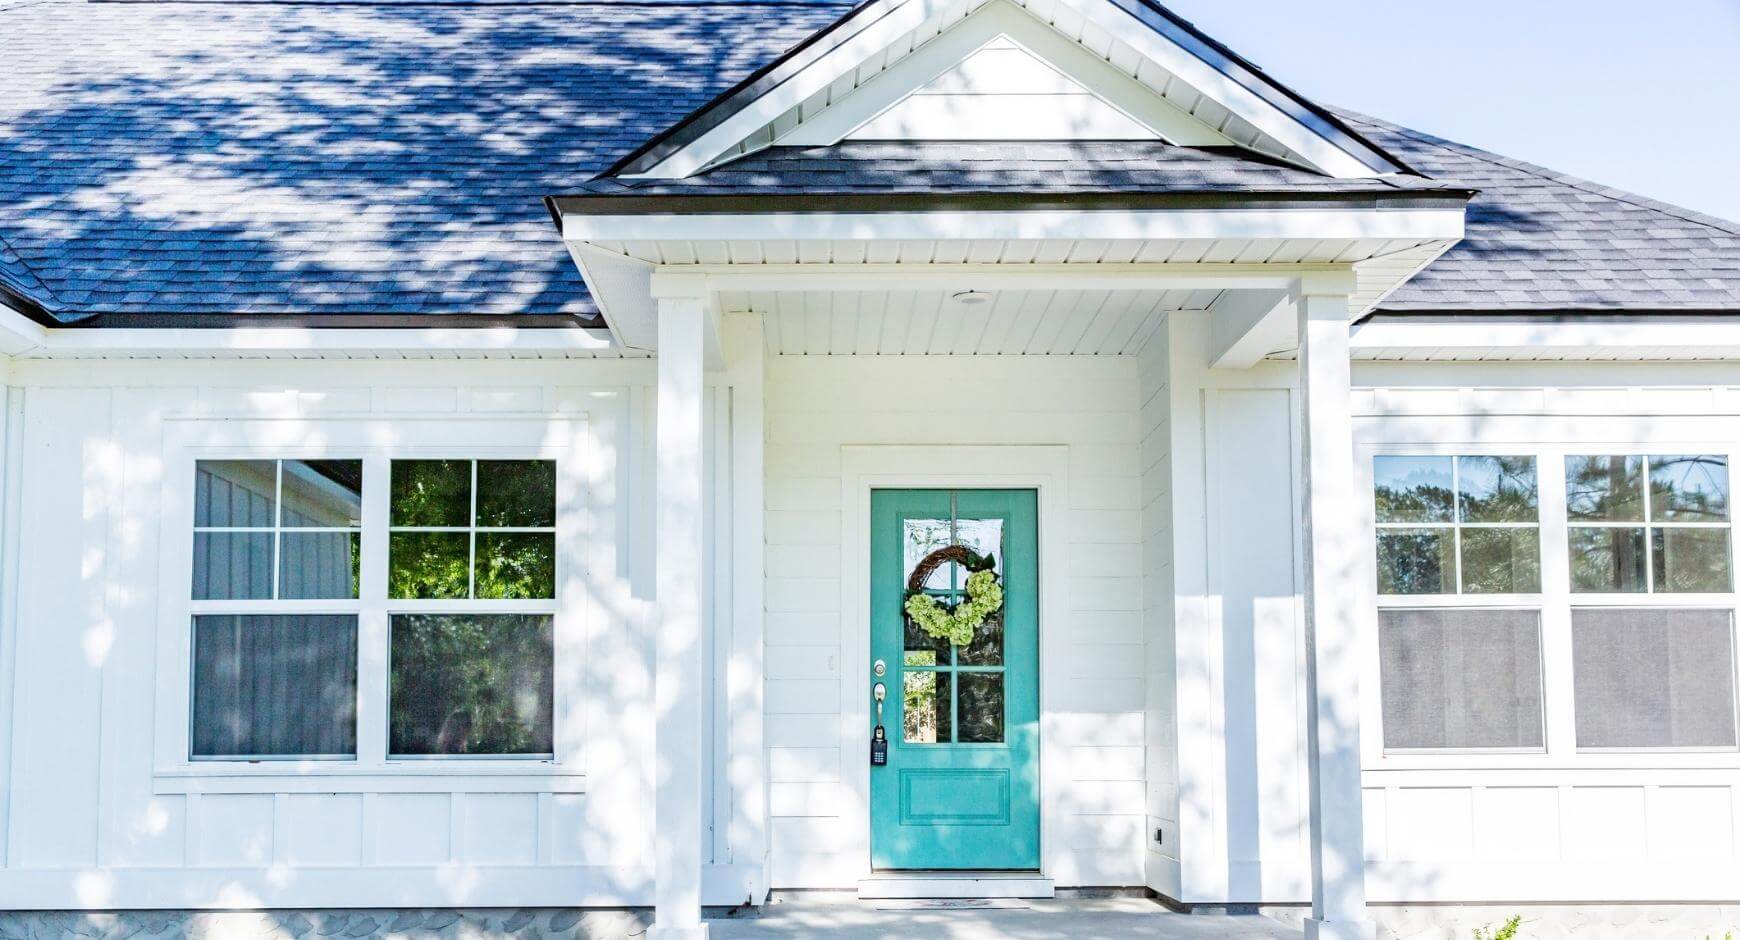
776,2,1223,148
602,0,1413,181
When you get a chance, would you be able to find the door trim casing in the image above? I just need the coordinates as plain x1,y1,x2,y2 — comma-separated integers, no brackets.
839,445,1071,883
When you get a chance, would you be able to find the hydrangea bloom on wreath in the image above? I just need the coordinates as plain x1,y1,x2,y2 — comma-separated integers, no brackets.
903,545,1004,647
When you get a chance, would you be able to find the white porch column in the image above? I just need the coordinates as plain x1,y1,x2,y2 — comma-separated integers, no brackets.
1295,280,1375,940
651,276,711,940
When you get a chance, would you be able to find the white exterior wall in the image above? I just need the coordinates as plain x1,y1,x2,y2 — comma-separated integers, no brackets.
1163,313,1315,904
1350,359,1740,905
0,357,764,910
1162,314,1740,907
763,354,1149,888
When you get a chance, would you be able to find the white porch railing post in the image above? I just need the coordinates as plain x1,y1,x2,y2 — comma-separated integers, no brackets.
651,279,710,940
1295,281,1375,940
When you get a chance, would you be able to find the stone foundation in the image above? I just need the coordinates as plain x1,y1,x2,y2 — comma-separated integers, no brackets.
0,909,656,939
1262,903,1740,939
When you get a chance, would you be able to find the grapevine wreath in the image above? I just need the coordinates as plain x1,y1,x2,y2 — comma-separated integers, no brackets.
903,545,1004,647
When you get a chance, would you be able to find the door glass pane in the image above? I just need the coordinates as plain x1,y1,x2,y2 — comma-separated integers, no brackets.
1460,527,1540,594
903,613,951,665
1652,527,1732,593
477,460,556,528
954,518,1005,575
1566,455,1644,521
1373,456,1454,523
391,460,471,527
903,670,951,744
389,531,470,599
1457,456,1537,523
193,531,274,600
957,673,1005,743
475,532,555,599
279,531,361,600
903,518,956,590
280,460,363,528
958,609,1004,666
191,614,357,758
1649,455,1730,522
389,613,554,756
1569,527,1648,593
195,460,276,527
1376,529,1454,594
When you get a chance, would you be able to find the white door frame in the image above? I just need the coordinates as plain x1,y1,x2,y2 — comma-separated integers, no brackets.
838,444,1071,877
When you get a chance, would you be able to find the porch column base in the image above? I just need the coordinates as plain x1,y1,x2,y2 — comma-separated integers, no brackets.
1303,917,1377,940
647,927,711,940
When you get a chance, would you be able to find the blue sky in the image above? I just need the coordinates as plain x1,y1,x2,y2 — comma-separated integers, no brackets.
1164,0,1740,223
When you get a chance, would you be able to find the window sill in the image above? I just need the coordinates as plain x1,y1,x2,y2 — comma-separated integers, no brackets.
153,763,585,795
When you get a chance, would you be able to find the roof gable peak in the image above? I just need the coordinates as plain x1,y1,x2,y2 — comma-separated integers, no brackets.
604,0,1411,180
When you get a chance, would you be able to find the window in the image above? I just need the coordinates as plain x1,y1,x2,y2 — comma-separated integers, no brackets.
185,455,561,763
389,459,556,600
1378,608,1544,750
1374,455,1540,594
1571,608,1738,749
1566,455,1732,593
189,460,363,759
387,459,558,757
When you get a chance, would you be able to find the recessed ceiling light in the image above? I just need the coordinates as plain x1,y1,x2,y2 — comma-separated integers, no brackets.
951,290,993,306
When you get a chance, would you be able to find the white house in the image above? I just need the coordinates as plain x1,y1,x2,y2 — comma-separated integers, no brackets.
2,0,1739,937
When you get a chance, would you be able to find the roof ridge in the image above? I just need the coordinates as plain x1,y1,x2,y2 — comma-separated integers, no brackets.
1335,107,1740,239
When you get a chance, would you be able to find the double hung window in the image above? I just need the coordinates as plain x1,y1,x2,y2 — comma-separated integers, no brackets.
186,455,559,763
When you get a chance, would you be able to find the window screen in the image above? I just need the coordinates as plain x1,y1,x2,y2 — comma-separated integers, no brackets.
1571,608,1738,749
1378,608,1545,750
192,614,358,758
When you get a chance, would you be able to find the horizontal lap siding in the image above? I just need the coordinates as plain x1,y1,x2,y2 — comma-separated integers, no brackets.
764,355,1147,888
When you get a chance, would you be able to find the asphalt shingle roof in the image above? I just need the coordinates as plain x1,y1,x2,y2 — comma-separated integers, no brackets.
0,0,852,323
570,140,1464,197
1342,111,1740,313
1,0,1737,324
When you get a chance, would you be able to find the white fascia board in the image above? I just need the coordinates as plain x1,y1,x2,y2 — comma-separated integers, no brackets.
564,206,1466,246
1050,0,1384,177
1350,318,1740,360
22,325,618,357
0,302,47,357
628,0,980,179
641,262,1325,293
778,1,1226,148
1207,288,1292,368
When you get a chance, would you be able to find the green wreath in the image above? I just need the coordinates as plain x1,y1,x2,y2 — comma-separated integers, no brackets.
903,546,1004,647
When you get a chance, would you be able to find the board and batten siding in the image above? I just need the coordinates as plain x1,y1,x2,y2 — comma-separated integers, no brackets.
0,357,761,910
1349,359,1740,904
763,354,1149,887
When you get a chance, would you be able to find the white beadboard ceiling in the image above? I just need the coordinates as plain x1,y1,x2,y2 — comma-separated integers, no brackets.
716,286,1216,355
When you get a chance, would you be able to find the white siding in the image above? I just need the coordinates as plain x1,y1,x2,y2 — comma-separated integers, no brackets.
0,358,756,910
1349,360,1740,904
764,354,1148,887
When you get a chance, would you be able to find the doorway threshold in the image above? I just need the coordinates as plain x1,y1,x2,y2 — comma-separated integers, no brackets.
857,871,1055,899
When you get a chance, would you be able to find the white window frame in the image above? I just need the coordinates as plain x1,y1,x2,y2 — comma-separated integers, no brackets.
1358,440,1740,772
152,417,593,793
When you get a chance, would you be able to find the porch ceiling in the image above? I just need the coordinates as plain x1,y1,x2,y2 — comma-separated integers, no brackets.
718,285,1214,355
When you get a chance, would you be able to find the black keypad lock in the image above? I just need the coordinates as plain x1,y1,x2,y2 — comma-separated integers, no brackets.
871,725,888,766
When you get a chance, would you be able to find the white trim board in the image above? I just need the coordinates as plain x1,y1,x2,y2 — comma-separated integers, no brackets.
622,0,1390,178
777,3,1220,147
837,445,1071,883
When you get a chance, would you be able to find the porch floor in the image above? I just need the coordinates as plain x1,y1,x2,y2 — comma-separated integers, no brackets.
705,893,1299,938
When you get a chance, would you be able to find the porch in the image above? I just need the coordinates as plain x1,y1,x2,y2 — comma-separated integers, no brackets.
573,234,1458,940
709,893,1298,938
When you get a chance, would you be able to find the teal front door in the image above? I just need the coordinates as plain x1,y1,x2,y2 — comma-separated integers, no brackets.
869,488,1040,871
